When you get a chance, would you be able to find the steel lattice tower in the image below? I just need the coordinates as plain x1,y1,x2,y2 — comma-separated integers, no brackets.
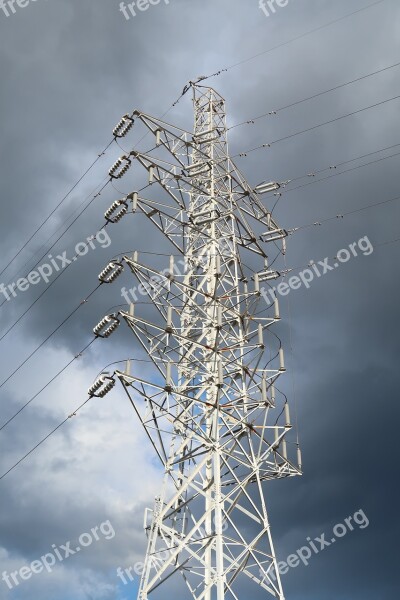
92,85,302,600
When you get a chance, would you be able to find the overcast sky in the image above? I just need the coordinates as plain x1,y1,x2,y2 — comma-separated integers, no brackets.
0,0,399,599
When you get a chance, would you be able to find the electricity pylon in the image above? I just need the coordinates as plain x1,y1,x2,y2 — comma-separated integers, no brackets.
91,85,302,599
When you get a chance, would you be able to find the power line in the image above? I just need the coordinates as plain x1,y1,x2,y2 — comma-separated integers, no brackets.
263,142,400,215
0,355,156,480
284,233,400,277
376,236,400,247
3,24,397,492
1,212,399,483
0,286,100,390
0,338,96,432
0,354,156,480
0,103,173,290
0,122,169,311
281,142,400,185
0,181,152,380
289,192,400,234
0,0,388,310
229,59,400,130
0,180,111,311
197,0,387,83
0,140,158,313
2,109,391,366
7,63,382,341
0,140,115,280
1,175,111,293
0,221,108,344
1,141,160,296
234,93,400,158
1,226,398,490
17,181,110,283
0,396,92,482
0,318,155,433
282,148,400,194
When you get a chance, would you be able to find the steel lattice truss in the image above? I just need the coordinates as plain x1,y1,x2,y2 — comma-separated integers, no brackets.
95,85,302,600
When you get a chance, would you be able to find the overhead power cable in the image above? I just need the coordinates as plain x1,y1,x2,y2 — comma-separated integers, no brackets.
2,226,399,484
0,140,115,280
0,139,158,313
281,142,400,186
283,149,400,194
3,126,390,355
0,285,100,391
265,142,400,216
229,60,400,130
234,93,400,158
0,353,159,481
0,313,152,431
0,179,111,311
0,110,166,290
193,0,387,84
289,192,400,234
0,128,163,313
0,220,108,344
269,145,400,213
0,0,388,304
0,396,93,482
1,175,111,296
266,190,400,281
0,180,152,383
376,236,400,247
0,309,156,433
0,338,97,432
281,234,400,279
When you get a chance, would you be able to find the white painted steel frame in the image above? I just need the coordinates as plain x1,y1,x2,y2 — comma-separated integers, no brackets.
109,86,301,600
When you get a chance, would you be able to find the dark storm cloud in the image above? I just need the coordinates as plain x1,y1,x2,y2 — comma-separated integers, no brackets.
1,0,399,598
